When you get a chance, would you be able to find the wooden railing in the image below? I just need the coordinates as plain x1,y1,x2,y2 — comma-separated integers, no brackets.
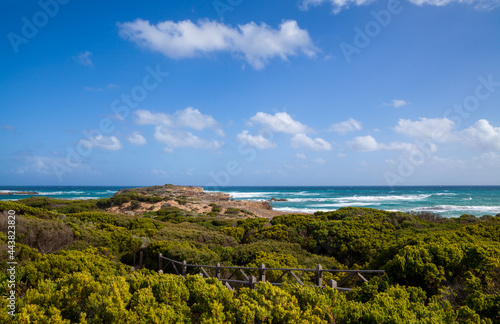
158,253,384,291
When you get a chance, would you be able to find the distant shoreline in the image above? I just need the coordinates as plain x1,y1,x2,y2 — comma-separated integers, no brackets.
1,185,500,218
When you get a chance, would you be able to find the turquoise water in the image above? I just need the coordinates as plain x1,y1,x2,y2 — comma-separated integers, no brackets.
0,186,129,201
1,186,499,218
205,186,500,218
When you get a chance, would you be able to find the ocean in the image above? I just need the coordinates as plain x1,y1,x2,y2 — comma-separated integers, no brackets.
205,186,500,218
1,185,500,218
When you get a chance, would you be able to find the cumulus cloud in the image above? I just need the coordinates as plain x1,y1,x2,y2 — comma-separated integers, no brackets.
329,118,362,134
81,135,122,151
127,132,147,146
347,135,436,154
408,0,499,10
291,134,332,151
135,109,173,126
135,108,223,135
249,112,312,134
135,108,224,152
299,0,498,13
300,0,375,13
394,117,455,141
381,99,411,108
347,135,380,152
174,107,224,135
118,19,317,69
296,153,308,159
236,130,276,150
393,118,500,152
74,51,94,67
154,126,222,152
461,119,500,151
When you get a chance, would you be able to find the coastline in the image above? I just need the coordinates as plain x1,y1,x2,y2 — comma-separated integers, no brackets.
1,185,500,217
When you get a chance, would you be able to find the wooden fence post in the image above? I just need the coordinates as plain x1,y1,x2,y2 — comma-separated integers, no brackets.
182,260,187,276
327,279,337,289
158,253,163,272
139,251,144,267
249,276,257,290
259,264,266,283
215,263,221,280
315,264,323,287
133,251,136,266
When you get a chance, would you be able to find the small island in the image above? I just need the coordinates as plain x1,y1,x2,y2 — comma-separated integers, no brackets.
0,191,39,196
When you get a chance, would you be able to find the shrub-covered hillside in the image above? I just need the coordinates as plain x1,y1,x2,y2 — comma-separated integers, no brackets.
1,194,499,323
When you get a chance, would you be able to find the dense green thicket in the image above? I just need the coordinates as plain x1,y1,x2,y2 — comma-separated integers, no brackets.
1,199,499,323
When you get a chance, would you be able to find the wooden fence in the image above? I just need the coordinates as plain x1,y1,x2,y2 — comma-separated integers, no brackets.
158,253,384,291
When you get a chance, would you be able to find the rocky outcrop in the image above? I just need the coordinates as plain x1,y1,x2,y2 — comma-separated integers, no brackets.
109,184,290,218
115,184,230,202
270,197,288,202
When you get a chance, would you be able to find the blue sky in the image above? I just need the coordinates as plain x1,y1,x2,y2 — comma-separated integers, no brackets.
1,0,500,186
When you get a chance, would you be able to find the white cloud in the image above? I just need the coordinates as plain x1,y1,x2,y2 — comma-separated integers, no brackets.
236,130,276,150
329,118,362,134
296,153,308,159
471,152,500,167
291,134,332,151
10,155,51,175
154,126,222,152
461,119,500,151
135,109,173,126
300,0,374,13
382,99,411,108
384,141,437,154
118,19,317,69
74,51,94,67
127,132,147,146
299,0,498,13
313,158,326,164
250,112,312,134
135,108,223,135
393,118,500,152
83,135,123,151
347,135,380,152
394,117,455,141
174,107,224,135
135,108,224,152
408,0,499,10
347,135,437,154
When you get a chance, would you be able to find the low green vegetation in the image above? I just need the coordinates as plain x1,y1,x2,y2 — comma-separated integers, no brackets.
1,197,499,323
